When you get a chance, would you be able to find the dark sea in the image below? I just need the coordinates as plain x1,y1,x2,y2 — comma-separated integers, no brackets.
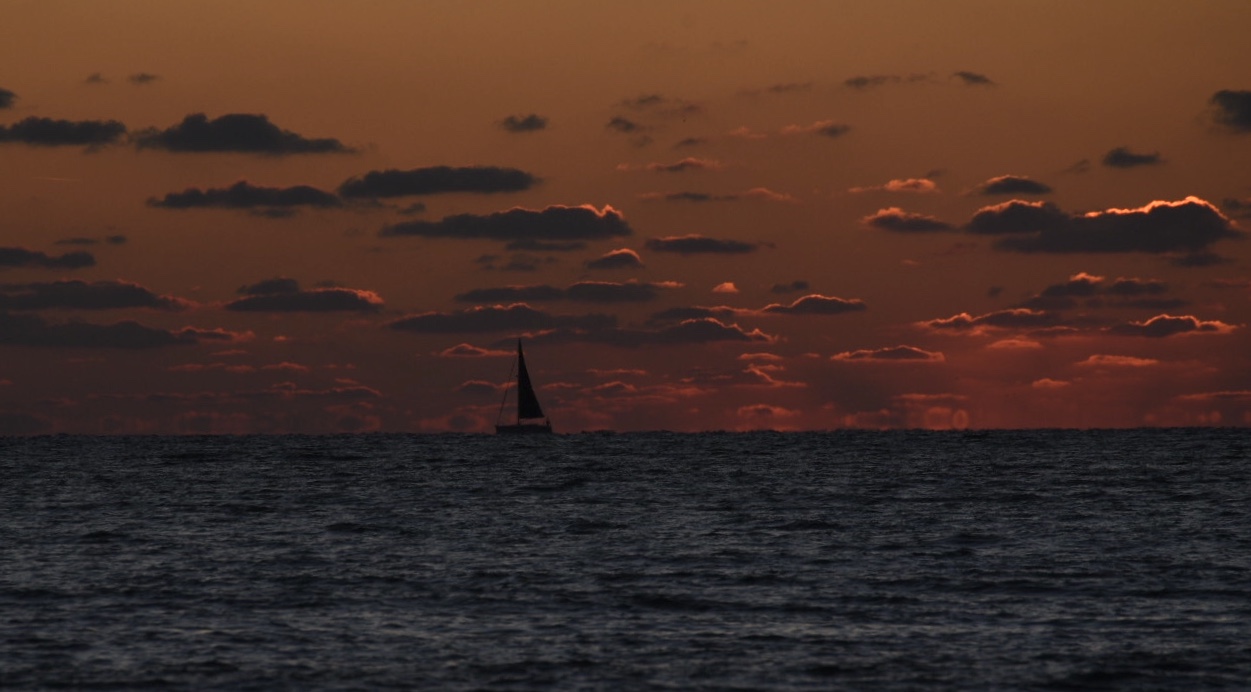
2,429,1249,690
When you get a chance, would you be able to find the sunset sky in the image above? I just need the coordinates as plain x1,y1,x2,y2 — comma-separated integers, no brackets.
2,1,1250,433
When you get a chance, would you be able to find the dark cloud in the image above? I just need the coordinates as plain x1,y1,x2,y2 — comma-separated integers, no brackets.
0,247,95,270
474,253,546,272
844,74,930,89
380,204,631,242
992,197,1240,253
388,303,615,334
1223,197,1251,218
504,239,586,252
953,71,994,86
761,294,867,315
338,166,539,198
83,72,108,85
454,285,566,303
398,202,426,216
498,114,548,133
1210,90,1251,133
922,308,1061,332
455,281,670,304
586,248,644,270
0,280,189,311
833,345,945,362
643,191,736,203
645,234,759,254
673,137,707,148
642,157,721,173
1107,314,1236,338
770,280,809,294
0,88,15,109
0,312,242,348
967,200,1069,234
1018,273,1179,311
1171,251,1229,268
1063,159,1092,174
515,318,774,348
0,117,127,147
148,180,341,211
976,175,1053,195
862,207,953,232
238,278,300,295
128,72,160,85
1102,146,1162,168
224,281,383,312
606,117,645,133
647,306,738,325
133,113,351,154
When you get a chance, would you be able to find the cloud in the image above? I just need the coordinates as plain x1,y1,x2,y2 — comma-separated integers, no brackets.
504,239,586,252
712,282,738,294
438,343,511,358
0,88,15,108
338,166,539,198
224,282,383,312
761,294,867,316
1107,314,1237,338
673,137,707,148
381,204,631,242
967,200,1068,234
0,312,247,348
953,71,994,86
1102,146,1162,168
741,82,813,96
975,175,1053,195
922,308,1060,332
862,207,953,232
780,119,851,138
832,345,945,362
586,248,644,270
1210,90,1251,133
1076,354,1159,367
54,235,126,246
770,280,809,294
645,234,759,254
148,180,341,211
1019,272,1180,310
625,157,722,173
83,72,108,85
647,306,738,324
389,303,615,334
0,117,127,147
516,317,775,348
849,178,938,194
0,280,190,311
639,187,795,203
1032,378,1070,389
0,247,95,270
991,197,1240,253
617,93,701,117
133,113,351,154
606,117,645,133
844,74,931,89
455,281,674,304
498,114,548,133
128,72,160,85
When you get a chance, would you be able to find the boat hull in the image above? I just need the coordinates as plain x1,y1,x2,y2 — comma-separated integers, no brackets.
495,422,553,435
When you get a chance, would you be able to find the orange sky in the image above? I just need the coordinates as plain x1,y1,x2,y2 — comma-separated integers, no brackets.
2,1,1249,433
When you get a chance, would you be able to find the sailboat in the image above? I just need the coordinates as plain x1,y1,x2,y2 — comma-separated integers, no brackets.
495,339,554,435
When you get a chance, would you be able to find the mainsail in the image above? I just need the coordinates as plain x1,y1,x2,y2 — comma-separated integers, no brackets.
514,342,545,420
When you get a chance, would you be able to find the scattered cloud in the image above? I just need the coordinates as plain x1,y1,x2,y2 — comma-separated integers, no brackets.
620,157,723,173
0,280,190,311
1076,354,1160,367
148,180,341,212
381,204,632,242
921,308,1060,333
83,73,108,85
780,119,851,138
388,303,615,334
0,117,127,147
770,280,809,294
455,281,675,304
832,345,945,362
844,74,931,90
0,88,15,109
761,294,867,316
0,312,247,348
438,343,511,358
1102,146,1162,168
516,317,776,348
1019,272,1182,311
585,248,644,270
974,175,1053,195
741,82,813,96
1032,378,1070,389
128,72,160,85
338,166,539,198
713,282,738,294
606,116,645,133
953,71,994,86
54,235,127,246
0,247,95,270
224,281,383,312
645,234,759,254
498,114,548,133
862,207,953,232
639,187,795,203
133,113,351,154
1209,90,1251,133
988,196,1240,253
849,178,938,194
1107,314,1237,338
673,137,707,148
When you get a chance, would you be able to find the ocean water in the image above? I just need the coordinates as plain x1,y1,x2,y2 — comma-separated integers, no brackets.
2,429,1249,690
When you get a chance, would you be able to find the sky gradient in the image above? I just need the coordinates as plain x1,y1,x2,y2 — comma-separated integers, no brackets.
2,0,1250,434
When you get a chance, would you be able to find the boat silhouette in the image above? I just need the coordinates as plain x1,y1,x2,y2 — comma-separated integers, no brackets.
495,339,553,435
